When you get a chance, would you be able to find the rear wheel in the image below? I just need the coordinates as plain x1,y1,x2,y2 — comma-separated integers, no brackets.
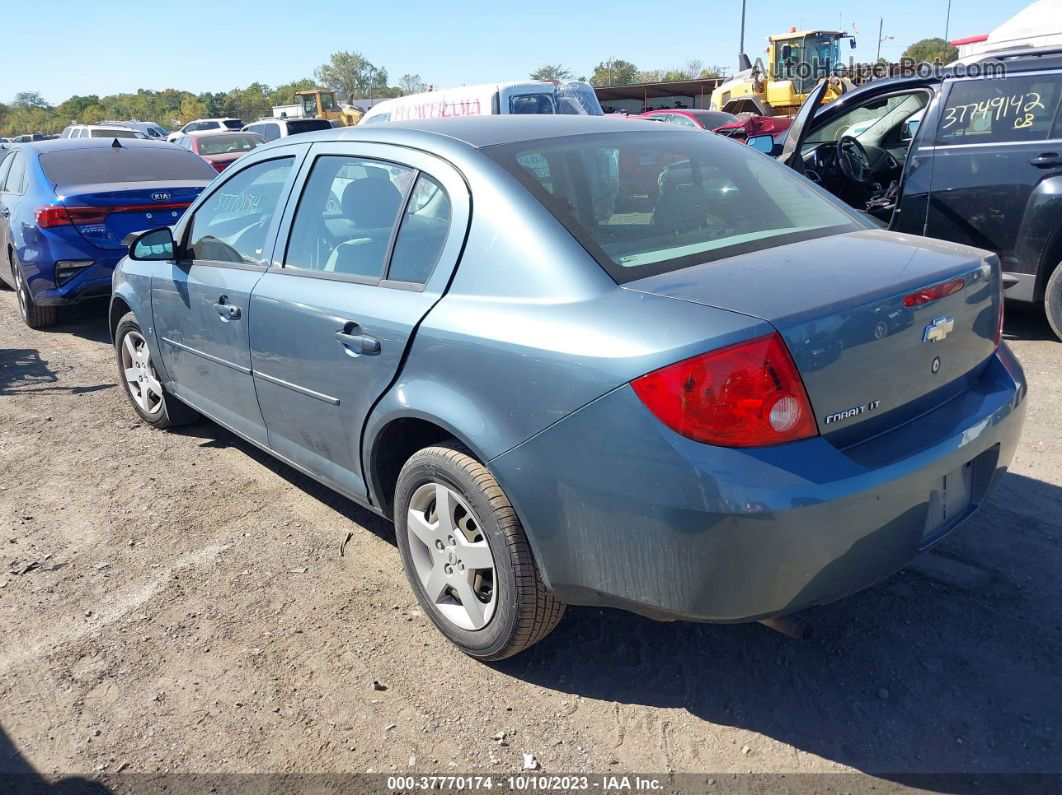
1045,263,1062,341
114,312,198,429
11,253,57,329
394,442,565,660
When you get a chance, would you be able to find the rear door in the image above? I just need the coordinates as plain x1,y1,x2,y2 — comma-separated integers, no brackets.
151,152,304,444
924,70,1062,294
248,143,469,500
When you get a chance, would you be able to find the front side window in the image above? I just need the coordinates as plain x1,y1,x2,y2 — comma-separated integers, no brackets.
808,92,928,145
668,114,698,128
284,156,414,278
387,174,452,284
302,95,318,116
510,94,556,114
186,157,294,265
486,131,860,282
937,74,1062,145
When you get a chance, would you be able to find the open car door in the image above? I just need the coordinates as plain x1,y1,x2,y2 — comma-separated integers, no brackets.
778,79,831,173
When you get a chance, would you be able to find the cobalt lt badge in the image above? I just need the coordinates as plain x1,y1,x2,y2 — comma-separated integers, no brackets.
923,316,954,343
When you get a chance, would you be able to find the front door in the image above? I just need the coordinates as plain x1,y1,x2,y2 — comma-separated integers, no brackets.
248,143,469,501
923,71,1062,286
151,154,300,444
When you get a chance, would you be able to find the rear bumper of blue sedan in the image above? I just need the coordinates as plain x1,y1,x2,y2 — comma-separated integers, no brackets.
490,346,1026,623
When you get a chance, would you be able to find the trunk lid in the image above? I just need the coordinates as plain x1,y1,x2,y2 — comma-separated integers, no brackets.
623,229,1001,439
57,181,207,250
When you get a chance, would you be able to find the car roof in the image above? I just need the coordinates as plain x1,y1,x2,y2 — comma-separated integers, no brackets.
190,129,262,137
272,115,686,151
9,138,180,154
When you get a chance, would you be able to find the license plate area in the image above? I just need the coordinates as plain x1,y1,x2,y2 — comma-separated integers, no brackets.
921,460,976,548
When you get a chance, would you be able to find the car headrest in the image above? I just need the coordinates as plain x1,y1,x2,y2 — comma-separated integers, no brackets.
341,177,402,227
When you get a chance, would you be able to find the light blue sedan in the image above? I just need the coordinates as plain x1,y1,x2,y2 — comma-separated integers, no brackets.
111,116,1026,659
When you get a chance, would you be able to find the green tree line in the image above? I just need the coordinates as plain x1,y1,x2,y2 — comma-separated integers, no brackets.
1,51,428,136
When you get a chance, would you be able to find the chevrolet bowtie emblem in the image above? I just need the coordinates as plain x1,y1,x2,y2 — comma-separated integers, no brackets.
923,316,955,343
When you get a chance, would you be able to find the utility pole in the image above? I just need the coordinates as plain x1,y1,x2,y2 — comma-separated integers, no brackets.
739,0,747,56
876,18,894,63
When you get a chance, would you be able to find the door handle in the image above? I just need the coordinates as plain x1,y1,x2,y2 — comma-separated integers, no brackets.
335,322,380,355
1029,152,1062,168
213,296,241,320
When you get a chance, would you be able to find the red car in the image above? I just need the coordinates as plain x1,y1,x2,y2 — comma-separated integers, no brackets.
639,109,793,142
175,131,266,172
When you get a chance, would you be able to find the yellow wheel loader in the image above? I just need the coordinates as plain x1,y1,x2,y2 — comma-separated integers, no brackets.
711,28,857,117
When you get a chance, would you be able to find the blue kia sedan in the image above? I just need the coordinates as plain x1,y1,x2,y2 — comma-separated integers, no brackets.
110,117,1026,660
0,138,216,327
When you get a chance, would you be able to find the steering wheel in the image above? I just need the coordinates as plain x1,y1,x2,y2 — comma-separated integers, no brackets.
836,135,873,184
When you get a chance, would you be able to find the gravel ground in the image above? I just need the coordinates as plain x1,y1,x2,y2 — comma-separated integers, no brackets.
0,291,1058,788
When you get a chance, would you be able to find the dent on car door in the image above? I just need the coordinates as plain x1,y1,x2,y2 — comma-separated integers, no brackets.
150,154,302,444
925,72,1062,294
248,144,469,501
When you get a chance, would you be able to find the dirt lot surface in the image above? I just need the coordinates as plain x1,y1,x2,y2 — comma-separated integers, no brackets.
0,290,1059,788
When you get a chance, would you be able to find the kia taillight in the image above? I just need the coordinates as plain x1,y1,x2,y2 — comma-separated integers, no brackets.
631,333,818,448
36,203,190,229
35,206,74,228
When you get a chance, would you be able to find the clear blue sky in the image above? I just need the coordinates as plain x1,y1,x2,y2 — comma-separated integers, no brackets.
0,0,1036,105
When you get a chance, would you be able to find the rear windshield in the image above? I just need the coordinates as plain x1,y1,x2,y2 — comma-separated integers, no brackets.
197,134,262,156
90,129,138,138
40,147,217,184
484,131,860,282
286,119,333,135
222,120,244,130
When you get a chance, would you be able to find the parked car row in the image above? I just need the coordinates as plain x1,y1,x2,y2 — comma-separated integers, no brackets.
0,70,1034,661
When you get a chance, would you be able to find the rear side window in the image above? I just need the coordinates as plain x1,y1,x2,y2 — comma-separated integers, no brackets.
0,152,15,190
90,129,137,138
510,94,555,114
253,124,280,141
284,156,414,278
223,120,243,130
3,153,26,193
937,74,1062,145
285,119,332,135
186,157,294,264
197,134,262,156
40,147,216,184
485,131,859,282
387,174,451,284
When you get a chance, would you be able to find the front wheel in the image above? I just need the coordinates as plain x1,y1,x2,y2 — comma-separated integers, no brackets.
1044,263,1062,341
114,312,198,428
394,443,565,660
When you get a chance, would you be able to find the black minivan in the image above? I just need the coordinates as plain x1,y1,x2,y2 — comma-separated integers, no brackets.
753,48,1062,339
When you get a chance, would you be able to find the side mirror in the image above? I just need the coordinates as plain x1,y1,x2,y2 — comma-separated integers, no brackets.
126,227,175,261
781,44,792,60
901,118,921,141
746,134,775,154
850,38,857,49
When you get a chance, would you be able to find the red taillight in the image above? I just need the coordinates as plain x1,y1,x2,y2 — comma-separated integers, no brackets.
903,278,965,307
35,204,190,229
65,207,109,226
35,206,74,227
631,332,818,448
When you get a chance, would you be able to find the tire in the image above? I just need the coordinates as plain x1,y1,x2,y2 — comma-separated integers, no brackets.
10,252,57,329
1045,263,1062,341
114,312,199,429
394,442,565,661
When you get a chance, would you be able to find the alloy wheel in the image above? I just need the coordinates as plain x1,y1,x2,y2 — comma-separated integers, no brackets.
406,481,497,631
121,330,164,416
14,266,29,322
